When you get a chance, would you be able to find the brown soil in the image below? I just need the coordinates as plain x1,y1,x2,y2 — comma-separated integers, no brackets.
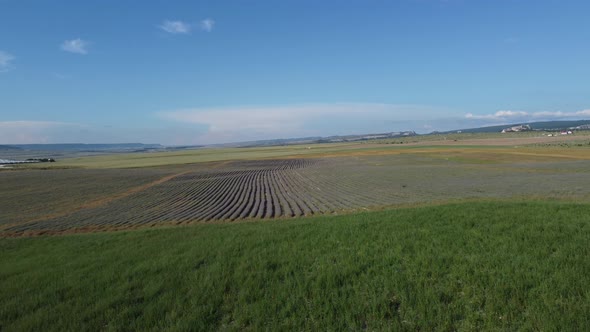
1,170,190,232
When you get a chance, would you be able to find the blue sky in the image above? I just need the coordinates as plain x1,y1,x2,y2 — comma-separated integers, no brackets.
1,0,589,145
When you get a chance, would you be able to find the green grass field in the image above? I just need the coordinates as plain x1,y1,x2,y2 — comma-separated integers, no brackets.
2,201,589,331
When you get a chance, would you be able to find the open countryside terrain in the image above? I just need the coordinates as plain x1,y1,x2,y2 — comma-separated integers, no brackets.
1,134,590,330
2,134,590,236
4,1,590,329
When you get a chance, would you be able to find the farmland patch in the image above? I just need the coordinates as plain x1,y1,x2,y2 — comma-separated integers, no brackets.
3,155,590,236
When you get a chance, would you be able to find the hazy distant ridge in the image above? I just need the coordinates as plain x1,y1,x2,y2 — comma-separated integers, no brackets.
7,143,163,151
439,120,590,134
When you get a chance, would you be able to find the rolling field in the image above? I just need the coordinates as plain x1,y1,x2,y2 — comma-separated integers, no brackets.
3,1,589,330
1,135,590,330
6,131,590,170
1,202,589,330
2,145,590,236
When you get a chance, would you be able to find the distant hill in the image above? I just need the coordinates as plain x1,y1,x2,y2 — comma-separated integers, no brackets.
439,120,590,134
216,131,417,148
4,120,590,152
7,143,163,152
0,145,22,151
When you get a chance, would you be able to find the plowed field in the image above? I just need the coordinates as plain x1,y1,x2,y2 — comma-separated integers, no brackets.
3,154,590,236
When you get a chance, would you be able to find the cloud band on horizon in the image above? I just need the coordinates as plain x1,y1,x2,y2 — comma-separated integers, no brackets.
466,109,590,122
158,103,457,144
2,105,589,145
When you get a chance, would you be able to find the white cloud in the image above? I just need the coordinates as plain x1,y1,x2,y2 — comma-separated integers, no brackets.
465,109,590,122
200,18,215,32
10,107,588,146
0,51,15,72
2,105,447,145
465,110,528,120
495,110,527,118
61,39,89,54
531,110,590,118
160,20,191,34
158,103,448,144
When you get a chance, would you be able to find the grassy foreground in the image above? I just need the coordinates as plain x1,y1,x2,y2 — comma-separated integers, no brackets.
1,202,589,330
